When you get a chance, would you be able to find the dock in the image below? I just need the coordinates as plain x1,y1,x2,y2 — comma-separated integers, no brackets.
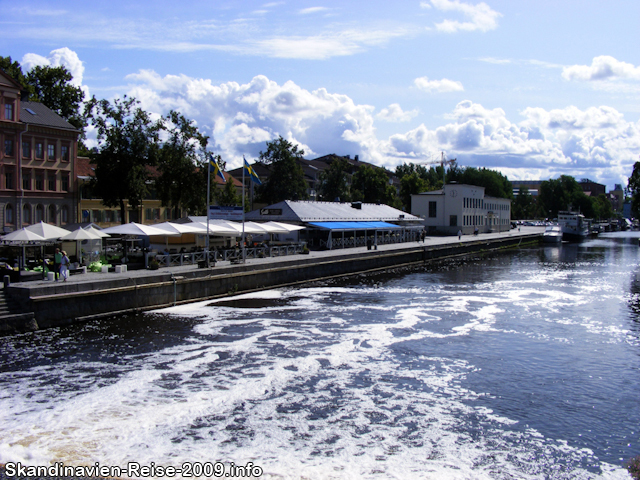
0,227,544,335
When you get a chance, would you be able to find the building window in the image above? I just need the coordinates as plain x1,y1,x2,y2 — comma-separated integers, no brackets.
35,172,44,190
5,204,14,224
61,145,69,162
35,141,44,159
23,204,31,224
61,206,69,224
5,170,14,189
22,140,31,158
22,170,31,190
48,173,56,191
61,173,69,191
35,204,44,223
4,102,14,121
4,138,14,157
48,205,56,223
47,143,56,160
449,215,458,227
428,201,437,218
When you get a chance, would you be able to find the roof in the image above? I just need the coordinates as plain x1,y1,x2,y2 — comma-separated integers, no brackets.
245,200,421,223
309,221,404,231
20,100,79,132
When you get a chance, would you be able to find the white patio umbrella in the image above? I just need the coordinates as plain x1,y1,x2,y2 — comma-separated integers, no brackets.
84,226,110,238
59,228,103,241
24,221,71,240
1,228,47,272
1,228,46,242
59,228,104,264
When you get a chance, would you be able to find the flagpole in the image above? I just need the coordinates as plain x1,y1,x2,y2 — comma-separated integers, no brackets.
242,155,246,264
206,154,211,268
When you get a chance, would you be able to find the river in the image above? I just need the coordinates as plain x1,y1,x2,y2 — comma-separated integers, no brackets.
1,232,639,479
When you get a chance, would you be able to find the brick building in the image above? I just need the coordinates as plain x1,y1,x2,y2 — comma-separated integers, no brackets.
0,70,79,233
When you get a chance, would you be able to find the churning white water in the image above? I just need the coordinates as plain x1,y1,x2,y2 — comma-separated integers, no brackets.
1,234,639,479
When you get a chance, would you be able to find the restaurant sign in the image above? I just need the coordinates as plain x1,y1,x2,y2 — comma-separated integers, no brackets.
209,206,243,221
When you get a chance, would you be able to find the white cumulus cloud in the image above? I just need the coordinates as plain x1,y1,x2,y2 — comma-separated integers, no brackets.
562,55,640,81
21,47,85,86
423,0,502,33
376,104,419,122
414,76,464,93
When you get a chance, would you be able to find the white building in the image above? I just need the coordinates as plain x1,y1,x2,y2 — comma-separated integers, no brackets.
411,184,511,235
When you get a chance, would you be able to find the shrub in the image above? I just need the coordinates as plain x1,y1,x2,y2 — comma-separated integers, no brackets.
627,455,640,480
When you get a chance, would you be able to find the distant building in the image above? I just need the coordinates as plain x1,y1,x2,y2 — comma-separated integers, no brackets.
412,183,511,235
246,199,422,250
76,157,243,226
511,180,543,197
0,70,79,233
228,153,400,206
579,178,606,197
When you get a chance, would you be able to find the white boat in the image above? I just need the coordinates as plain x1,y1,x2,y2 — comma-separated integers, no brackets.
543,225,563,243
558,211,589,241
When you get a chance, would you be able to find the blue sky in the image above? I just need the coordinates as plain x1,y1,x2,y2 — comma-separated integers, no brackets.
3,0,640,190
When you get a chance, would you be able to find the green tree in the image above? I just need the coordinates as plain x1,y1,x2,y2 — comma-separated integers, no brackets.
88,96,163,223
351,165,397,205
0,56,31,92
155,111,209,218
216,174,243,207
512,186,536,220
448,166,513,199
318,157,351,202
538,175,588,218
255,136,309,204
628,162,640,218
399,172,429,212
26,65,85,131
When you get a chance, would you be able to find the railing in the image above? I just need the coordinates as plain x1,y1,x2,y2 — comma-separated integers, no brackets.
321,230,422,250
156,243,306,267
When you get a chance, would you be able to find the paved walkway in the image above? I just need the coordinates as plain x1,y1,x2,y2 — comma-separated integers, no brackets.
15,227,545,287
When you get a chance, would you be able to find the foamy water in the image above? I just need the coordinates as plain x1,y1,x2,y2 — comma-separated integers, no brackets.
1,234,639,479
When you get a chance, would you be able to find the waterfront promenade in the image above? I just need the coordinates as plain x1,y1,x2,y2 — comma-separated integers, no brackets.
1,227,544,334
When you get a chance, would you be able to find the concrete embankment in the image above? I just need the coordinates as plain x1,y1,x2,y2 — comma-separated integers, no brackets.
1,230,542,335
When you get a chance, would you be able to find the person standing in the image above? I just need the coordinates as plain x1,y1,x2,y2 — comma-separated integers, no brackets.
458,229,462,240
53,248,62,281
60,251,70,282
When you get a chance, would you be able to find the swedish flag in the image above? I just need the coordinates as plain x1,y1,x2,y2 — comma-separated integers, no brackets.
244,158,262,185
209,154,225,183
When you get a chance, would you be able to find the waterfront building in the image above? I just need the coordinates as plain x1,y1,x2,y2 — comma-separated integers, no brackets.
0,70,79,234
412,183,511,235
246,199,422,250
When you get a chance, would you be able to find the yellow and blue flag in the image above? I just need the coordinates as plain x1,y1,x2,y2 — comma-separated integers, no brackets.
209,154,225,183
244,157,262,185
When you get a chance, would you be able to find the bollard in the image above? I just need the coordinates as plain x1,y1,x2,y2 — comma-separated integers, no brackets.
3,275,9,288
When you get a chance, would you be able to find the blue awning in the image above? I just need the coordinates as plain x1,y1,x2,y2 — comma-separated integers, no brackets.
308,221,403,231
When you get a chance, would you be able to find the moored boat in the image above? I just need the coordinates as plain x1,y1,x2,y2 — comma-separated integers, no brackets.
558,211,589,241
543,225,563,243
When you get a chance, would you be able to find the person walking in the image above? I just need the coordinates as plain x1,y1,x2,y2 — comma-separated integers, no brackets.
60,251,70,282
53,248,62,281
458,229,462,240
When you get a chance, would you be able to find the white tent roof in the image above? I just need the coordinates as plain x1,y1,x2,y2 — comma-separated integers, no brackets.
189,221,242,235
262,221,306,232
151,222,208,235
101,222,180,237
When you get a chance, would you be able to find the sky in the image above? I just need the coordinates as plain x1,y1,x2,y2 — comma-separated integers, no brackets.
3,0,640,190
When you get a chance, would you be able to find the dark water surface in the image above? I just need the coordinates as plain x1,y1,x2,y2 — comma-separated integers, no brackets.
1,232,639,479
